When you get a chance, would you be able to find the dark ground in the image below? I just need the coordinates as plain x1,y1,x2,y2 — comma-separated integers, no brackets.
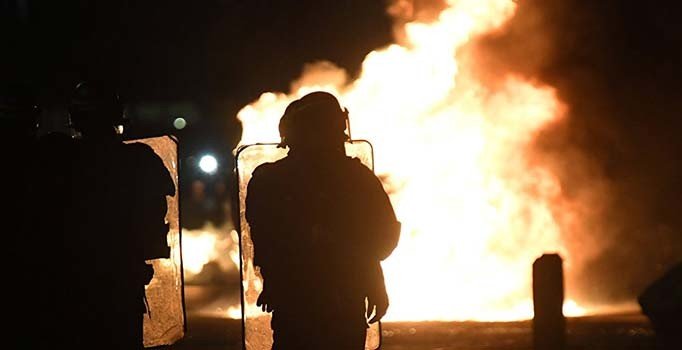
169,286,657,350
170,313,655,350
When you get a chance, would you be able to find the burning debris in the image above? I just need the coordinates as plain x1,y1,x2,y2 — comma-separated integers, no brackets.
235,0,584,322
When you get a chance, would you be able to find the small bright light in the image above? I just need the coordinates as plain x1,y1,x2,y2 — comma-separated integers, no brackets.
199,154,218,174
173,117,187,130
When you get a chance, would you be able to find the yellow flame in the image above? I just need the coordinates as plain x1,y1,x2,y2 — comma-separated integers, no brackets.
563,300,586,318
182,223,239,279
182,230,217,276
236,0,583,321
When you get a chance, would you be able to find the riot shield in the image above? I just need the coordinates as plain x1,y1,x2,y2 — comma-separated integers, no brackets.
125,135,186,347
235,140,381,350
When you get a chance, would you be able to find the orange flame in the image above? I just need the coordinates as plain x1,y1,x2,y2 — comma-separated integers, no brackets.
236,0,584,321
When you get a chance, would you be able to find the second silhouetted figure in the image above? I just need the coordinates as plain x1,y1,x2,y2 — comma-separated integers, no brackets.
246,91,401,350
64,81,174,349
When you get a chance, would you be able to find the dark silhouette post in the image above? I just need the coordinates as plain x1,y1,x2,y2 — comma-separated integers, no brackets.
245,91,400,350
533,253,565,350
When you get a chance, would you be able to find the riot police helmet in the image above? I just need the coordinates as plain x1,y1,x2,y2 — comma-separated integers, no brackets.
278,91,349,150
68,81,126,136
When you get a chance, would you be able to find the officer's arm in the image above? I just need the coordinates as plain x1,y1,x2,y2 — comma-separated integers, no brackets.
245,166,276,272
364,171,401,261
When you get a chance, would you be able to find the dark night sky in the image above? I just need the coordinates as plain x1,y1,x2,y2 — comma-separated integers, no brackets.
2,0,392,148
3,0,681,304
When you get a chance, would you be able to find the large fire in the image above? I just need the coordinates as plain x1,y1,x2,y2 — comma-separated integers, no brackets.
235,0,584,321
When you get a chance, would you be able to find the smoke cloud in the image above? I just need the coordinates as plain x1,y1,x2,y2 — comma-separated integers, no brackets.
466,0,682,305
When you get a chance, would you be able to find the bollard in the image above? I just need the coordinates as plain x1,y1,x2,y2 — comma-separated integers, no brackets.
533,253,565,350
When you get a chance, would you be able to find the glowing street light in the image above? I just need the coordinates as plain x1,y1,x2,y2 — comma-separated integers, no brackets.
199,154,218,174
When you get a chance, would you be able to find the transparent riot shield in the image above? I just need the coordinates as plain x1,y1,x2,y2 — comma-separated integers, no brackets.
235,140,381,350
125,135,186,347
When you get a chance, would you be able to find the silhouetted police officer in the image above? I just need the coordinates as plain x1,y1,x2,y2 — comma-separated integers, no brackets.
246,91,401,350
65,81,174,349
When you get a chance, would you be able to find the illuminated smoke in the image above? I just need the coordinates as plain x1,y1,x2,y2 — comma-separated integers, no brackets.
236,0,586,321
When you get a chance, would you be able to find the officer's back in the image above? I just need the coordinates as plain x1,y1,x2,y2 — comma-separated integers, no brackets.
245,91,400,350
250,153,390,297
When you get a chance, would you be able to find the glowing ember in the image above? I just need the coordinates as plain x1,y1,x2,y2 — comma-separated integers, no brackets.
236,0,584,321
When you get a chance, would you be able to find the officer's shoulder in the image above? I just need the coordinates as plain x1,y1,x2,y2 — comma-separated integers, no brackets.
124,141,156,155
124,142,166,166
252,159,285,178
345,156,373,174
124,142,174,192
344,157,384,188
